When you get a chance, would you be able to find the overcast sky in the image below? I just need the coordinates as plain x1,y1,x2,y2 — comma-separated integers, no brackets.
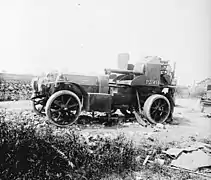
0,0,210,85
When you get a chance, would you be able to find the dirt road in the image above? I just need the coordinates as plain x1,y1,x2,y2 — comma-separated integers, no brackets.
0,98,210,144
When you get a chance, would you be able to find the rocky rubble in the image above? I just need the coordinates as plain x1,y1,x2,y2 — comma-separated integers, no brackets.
0,78,32,101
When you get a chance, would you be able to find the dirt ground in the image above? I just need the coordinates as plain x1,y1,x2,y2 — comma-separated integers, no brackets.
0,98,210,144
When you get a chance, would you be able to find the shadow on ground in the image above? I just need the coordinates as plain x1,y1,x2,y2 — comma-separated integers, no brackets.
76,114,145,131
170,116,191,126
175,104,185,108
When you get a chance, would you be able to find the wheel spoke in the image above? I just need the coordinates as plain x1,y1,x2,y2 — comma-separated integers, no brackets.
152,111,159,120
68,103,78,109
65,97,72,107
57,112,62,120
153,101,158,107
51,108,62,112
152,100,160,109
157,100,161,107
61,95,65,104
159,103,166,108
54,100,62,107
151,108,157,115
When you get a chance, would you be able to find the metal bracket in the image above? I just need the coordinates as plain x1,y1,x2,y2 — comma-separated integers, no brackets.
134,90,148,127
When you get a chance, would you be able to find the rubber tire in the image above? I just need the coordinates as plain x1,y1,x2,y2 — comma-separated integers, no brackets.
143,94,171,124
45,90,82,127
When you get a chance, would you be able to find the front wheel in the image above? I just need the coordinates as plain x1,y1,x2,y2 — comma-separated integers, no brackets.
45,90,82,127
143,94,171,124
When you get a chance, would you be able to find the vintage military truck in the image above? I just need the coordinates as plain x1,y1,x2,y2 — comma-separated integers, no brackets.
31,56,177,127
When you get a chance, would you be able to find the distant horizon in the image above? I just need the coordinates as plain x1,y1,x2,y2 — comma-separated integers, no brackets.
1,69,209,86
0,0,210,86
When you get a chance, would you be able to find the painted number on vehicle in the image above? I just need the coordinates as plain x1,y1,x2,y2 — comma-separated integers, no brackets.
146,80,160,85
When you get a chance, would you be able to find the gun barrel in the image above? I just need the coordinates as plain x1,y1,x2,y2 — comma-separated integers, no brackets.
105,68,143,75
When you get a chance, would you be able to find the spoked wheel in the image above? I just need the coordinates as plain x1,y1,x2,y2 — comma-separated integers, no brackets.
144,94,171,124
45,90,82,127
32,97,46,116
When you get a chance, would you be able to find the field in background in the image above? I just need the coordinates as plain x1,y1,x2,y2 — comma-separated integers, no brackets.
0,73,34,83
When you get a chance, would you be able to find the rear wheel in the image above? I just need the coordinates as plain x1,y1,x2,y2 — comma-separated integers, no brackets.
143,94,171,124
45,90,82,127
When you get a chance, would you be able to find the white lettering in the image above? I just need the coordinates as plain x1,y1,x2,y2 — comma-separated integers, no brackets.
146,80,159,85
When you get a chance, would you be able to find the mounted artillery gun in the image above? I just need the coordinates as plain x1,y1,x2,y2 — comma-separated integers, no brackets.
31,56,177,127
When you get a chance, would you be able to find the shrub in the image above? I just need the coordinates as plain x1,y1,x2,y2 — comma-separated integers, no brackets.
0,109,203,179
0,111,137,180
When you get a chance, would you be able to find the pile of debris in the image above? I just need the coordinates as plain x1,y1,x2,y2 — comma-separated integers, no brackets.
139,141,211,179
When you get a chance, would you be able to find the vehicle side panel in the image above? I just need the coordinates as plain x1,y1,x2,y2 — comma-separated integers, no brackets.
87,93,112,112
